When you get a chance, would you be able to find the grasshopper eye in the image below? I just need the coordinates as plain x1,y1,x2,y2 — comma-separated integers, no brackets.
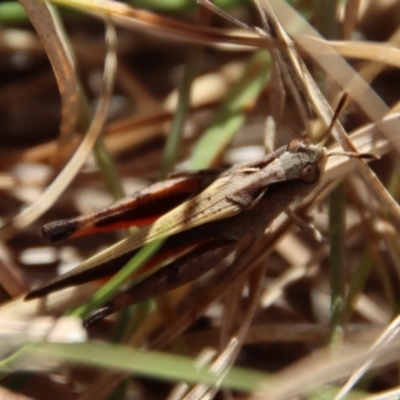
287,138,309,153
300,164,320,183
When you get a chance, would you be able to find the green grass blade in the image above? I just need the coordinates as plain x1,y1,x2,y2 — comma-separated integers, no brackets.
189,50,271,169
329,183,345,346
21,342,269,393
159,45,203,179
71,237,165,318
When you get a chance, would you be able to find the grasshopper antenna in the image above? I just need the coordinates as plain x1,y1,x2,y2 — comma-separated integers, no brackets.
318,93,348,149
328,151,378,160
319,93,379,161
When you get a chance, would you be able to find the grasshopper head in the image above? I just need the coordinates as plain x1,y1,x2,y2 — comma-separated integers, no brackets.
279,138,327,183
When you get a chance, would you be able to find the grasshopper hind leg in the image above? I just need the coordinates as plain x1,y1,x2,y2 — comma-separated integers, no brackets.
84,238,237,326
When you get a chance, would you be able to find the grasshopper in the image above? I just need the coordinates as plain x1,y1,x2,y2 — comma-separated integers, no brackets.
25,91,372,326
26,137,325,299
21,0,376,326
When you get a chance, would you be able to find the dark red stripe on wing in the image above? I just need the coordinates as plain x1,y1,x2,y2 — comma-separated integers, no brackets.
43,170,220,243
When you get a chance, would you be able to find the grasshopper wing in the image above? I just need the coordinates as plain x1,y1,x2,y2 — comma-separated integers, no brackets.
43,169,220,243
